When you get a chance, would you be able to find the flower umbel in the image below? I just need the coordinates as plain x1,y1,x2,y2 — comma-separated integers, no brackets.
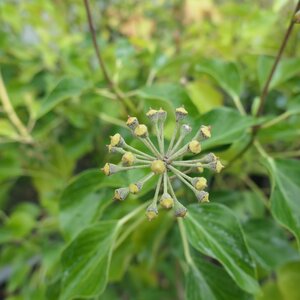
102,107,224,220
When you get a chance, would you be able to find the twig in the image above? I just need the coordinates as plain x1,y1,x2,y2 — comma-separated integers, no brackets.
0,71,33,143
227,1,300,167
83,0,136,113
256,0,300,117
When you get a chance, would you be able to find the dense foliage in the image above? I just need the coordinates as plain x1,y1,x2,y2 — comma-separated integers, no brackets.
1,0,300,299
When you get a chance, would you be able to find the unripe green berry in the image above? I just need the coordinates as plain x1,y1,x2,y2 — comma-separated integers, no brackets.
151,160,166,174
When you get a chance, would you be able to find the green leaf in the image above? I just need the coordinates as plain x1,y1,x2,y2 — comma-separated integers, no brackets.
186,80,223,114
198,107,255,150
137,83,199,118
186,257,251,300
60,221,119,300
195,59,243,99
243,219,299,271
37,77,89,118
59,169,127,240
258,56,300,90
0,119,18,139
267,158,300,246
184,203,259,294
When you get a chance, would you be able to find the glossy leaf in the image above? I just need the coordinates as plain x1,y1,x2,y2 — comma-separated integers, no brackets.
60,221,119,300
243,219,299,271
267,158,300,246
59,169,127,240
184,203,259,293
186,257,251,300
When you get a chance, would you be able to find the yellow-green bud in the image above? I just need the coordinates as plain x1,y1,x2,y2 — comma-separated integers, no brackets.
122,152,135,166
129,182,142,194
151,160,166,174
200,125,211,139
188,140,201,154
157,108,167,121
192,177,207,190
196,163,204,173
113,187,129,201
110,133,124,147
146,204,158,221
175,106,188,121
201,153,217,163
146,108,159,122
174,201,187,218
208,159,224,173
134,124,148,138
126,116,139,130
160,193,174,209
101,163,119,176
196,191,209,203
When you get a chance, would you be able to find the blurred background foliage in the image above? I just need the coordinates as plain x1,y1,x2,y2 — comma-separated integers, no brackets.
0,0,300,299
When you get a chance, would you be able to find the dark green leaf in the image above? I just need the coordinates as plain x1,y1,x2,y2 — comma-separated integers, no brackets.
186,257,251,300
184,203,259,293
243,219,299,271
60,221,118,300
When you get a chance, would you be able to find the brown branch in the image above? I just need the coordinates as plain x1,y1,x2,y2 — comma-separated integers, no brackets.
256,0,300,117
227,1,300,167
83,0,135,113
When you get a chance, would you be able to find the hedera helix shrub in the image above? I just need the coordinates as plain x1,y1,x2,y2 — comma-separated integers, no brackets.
1,0,300,299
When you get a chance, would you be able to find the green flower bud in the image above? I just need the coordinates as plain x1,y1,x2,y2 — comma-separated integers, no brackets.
157,108,167,122
174,201,187,218
160,193,174,209
208,159,224,173
181,124,192,135
146,108,159,123
192,177,207,190
188,140,201,154
122,152,135,166
113,187,129,201
134,124,148,138
129,182,143,194
110,133,125,147
201,152,217,163
126,116,139,130
200,125,211,139
196,191,209,203
151,160,166,174
146,204,158,221
101,163,120,176
175,106,188,121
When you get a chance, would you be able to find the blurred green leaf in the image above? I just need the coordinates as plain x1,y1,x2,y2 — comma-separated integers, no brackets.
184,203,259,293
186,80,223,113
60,221,118,300
137,83,199,118
0,119,18,139
37,77,90,118
258,56,300,90
186,256,251,300
243,219,299,271
195,59,243,99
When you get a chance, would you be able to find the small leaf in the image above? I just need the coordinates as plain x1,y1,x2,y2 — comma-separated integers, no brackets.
266,158,300,246
37,77,89,118
60,221,119,300
243,219,299,271
184,203,259,293
195,59,243,99
186,257,250,300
